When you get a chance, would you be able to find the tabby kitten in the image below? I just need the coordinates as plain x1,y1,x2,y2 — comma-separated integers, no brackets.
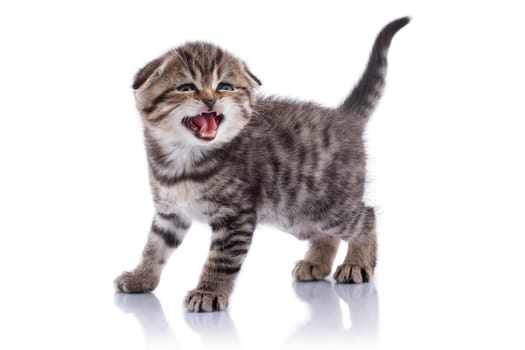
115,17,409,312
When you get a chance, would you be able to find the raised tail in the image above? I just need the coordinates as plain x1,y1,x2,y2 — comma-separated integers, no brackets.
338,17,410,122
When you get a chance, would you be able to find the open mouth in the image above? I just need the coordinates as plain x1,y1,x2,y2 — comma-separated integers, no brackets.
182,112,224,141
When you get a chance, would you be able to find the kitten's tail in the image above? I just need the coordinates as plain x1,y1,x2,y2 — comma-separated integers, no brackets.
338,17,410,123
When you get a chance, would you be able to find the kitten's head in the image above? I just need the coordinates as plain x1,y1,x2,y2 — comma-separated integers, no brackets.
133,42,261,147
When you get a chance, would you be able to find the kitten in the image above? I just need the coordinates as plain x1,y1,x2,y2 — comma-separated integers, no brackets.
115,17,409,312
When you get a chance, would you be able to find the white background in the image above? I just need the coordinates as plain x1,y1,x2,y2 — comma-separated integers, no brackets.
1,1,524,349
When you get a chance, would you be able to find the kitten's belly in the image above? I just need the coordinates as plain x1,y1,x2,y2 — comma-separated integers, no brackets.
258,210,318,240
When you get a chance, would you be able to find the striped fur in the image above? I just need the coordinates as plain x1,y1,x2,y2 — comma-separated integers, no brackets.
115,18,409,311
339,17,410,125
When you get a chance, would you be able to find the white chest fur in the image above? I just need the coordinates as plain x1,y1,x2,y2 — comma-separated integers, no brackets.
155,183,211,223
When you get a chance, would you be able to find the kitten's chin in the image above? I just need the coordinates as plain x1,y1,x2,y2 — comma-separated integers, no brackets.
182,111,224,142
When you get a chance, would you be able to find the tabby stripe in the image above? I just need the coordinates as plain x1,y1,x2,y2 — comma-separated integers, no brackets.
321,216,348,231
201,195,239,210
210,217,252,232
148,146,227,182
348,209,363,230
149,108,175,123
309,148,320,172
305,175,315,191
211,238,251,252
210,231,253,249
195,60,206,78
281,168,291,188
313,199,345,222
210,209,255,231
156,212,190,230
268,186,281,207
214,48,224,66
211,265,242,275
321,204,363,232
301,194,341,221
237,86,252,101
227,248,249,257
179,46,204,77
142,88,175,114
151,223,181,248
145,131,171,168
149,160,225,186
322,214,352,231
177,49,196,78
279,128,295,150
286,185,299,210
220,230,254,239
339,17,409,120
208,256,237,265
322,123,332,148
157,212,175,220
240,105,251,120
267,142,280,175
362,207,376,233
297,144,307,167
209,48,223,72
304,182,347,221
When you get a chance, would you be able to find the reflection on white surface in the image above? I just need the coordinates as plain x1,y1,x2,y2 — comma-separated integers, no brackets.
184,308,242,349
114,292,241,349
286,281,379,348
114,281,378,349
114,293,179,347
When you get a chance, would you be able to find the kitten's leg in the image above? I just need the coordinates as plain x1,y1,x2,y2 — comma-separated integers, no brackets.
334,207,377,284
185,211,255,312
115,212,190,293
292,235,340,281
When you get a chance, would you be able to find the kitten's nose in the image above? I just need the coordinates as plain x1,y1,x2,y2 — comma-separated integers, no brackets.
202,98,216,110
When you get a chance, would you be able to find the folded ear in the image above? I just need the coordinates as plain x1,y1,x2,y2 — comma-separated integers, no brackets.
132,57,164,90
243,62,262,87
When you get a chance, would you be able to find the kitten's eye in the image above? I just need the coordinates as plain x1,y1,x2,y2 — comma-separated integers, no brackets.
176,83,197,92
217,82,235,91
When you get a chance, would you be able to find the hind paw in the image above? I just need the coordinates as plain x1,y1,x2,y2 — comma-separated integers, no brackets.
114,270,159,293
185,289,228,312
334,263,373,284
292,260,331,281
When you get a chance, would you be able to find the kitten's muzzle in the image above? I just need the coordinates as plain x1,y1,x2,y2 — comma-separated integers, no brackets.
182,111,224,141
202,98,216,110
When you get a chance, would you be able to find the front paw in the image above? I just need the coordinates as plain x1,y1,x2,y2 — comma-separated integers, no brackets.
185,289,228,312
333,263,373,284
292,260,331,281
114,270,159,293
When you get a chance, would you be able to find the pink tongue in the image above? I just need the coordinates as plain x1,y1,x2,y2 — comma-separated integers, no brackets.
192,113,217,137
